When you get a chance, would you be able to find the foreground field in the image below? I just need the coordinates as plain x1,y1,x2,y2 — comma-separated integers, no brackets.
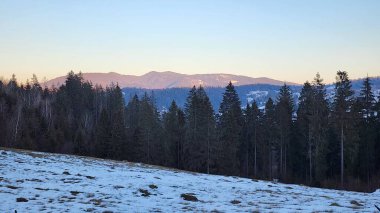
0,148,379,212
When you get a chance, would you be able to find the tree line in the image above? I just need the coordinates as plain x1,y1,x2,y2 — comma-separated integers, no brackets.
0,71,379,192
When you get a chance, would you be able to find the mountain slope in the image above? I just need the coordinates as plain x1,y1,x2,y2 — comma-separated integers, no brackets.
45,71,298,89
1,148,379,212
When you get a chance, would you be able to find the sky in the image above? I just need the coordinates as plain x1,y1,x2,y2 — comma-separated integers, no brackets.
0,0,379,84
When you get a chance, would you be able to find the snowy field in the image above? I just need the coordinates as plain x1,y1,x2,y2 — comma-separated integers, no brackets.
0,148,379,212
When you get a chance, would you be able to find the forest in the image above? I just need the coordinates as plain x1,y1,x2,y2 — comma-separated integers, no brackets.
0,71,379,192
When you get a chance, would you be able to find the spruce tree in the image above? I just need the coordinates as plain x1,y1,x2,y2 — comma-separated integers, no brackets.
357,77,376,185
183,86,216,173
275,84,294,179
296,81,314,183
107,85,127,160
311,73,329,184
241,101,261,177
163,100,185,168
95,109,111,158
217,82,243,176
139,92,163,164
332,70,354,187
263,98,278,179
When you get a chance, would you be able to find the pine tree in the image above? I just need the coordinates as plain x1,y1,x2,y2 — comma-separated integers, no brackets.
241,101,261,177
242,103,253,177
357,77,376,186
183,86,216,173
275,84,294,180
217,82,243,176
107,85,127,160
263,98,278,179
138,92,163,164
125,94,142,162
163,100,185,168
332,70,354,187
296,81,314,183
95,109,112,158
311,73,330,184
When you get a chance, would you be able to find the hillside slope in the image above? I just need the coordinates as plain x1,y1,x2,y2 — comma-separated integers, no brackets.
0,148,379,212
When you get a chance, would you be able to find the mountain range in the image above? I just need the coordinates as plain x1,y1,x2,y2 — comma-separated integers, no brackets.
45,71,379,111
123,77,380,111
45,71,298,89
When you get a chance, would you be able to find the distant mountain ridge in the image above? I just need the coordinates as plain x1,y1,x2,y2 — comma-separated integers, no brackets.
123,77,380,111
45,71,299,89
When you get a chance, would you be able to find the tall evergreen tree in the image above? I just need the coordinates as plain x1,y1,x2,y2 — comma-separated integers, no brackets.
217,82,243,176
332,70,354,187
357,76,376,186
163,100,186,168
275,84,294,180
296,81,314,183
183,86,216,174
95,109,112,158
263,98,278,179
139,92,163,164
311,73,330,184
107,85,127,160
241,101,261,177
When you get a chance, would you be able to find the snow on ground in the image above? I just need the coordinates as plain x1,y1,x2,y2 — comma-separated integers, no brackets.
0,148,379,212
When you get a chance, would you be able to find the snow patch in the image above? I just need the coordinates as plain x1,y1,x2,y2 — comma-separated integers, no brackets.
0,149,378,212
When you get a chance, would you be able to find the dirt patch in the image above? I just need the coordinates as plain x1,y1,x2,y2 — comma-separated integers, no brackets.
28,152,46,158
90,198,103,206
16,197,28,202
231,200,241,204
350,200,363,206
26,178,43,182
181,193,198,202
62,171,71,175
149,184,158,189
6,185,20,189
139,189,151,197
70,191,81,196
35,187,50,191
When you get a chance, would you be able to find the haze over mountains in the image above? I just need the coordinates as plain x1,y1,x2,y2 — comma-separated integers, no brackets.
45,71,298,89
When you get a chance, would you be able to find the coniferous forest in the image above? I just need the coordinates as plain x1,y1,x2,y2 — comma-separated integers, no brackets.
1,71,380,192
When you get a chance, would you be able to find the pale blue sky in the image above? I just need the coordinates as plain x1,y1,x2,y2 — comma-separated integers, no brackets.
1,0,379,83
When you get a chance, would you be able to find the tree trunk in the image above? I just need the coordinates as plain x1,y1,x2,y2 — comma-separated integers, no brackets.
207,118,210,174
309,125,312,184
13,106,22,145
340,122,344,187
280,131,283,178
254,126,257,177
